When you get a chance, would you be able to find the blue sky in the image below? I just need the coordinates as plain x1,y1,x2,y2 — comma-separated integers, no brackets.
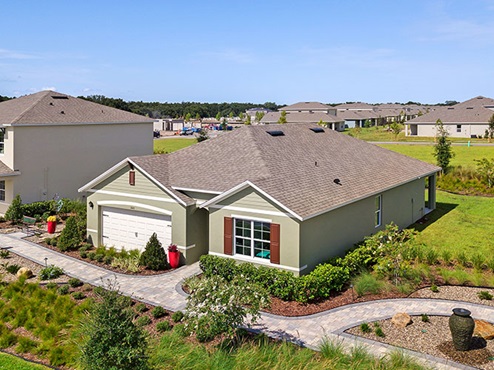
1,0,493,104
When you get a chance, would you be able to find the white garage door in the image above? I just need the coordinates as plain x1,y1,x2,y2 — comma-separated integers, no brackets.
101,207,171,252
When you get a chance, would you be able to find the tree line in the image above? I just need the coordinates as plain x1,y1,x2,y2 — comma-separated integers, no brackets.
79,95,280,119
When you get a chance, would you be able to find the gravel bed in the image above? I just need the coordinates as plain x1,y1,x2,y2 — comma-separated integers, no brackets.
411,285,494,307
0,252,69,284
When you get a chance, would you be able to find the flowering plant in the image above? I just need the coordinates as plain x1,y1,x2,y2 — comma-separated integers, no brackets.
47,216,57,222
167,244,178,253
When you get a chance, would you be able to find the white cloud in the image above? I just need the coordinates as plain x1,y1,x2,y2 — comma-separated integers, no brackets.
41,87,56,91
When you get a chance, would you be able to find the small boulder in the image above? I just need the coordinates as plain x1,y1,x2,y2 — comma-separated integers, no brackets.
474,320,494,340
16,267,33,279
391,312,412,328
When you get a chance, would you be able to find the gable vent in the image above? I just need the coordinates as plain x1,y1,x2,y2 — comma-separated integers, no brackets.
310,127,325,133
267,130,284,137
51,96,69,99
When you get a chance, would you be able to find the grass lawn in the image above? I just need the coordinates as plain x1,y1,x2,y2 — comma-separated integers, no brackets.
0,352,49,369
411,191,494,258
154,138,197,153
377,143,494,168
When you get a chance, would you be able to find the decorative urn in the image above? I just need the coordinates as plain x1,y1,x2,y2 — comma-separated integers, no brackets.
449,308,474,351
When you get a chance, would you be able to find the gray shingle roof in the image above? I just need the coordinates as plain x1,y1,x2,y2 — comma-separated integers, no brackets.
408,96,494,124
261,111,343,124
280,102,332,111
131,124,440,219
0,91,153,125
0,161,19,176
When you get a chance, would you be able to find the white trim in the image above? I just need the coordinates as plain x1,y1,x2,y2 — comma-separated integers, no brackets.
87,228,98,233
171,186,222,195
98,201,173,215
0,171,21,178
177,244,196,251
88,189,178,204
10,121,152,127
231,214,272,223
201,181,302,220
208,251,307,273
78,158,129,192
210,204,291,218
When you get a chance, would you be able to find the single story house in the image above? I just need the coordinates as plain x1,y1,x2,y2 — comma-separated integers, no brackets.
80,123,440,275
406,96,494,138
0,90,153,213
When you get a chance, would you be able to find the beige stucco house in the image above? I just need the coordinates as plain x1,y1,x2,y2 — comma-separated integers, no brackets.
0,90,153,214
80,123,440,274
406,96,494,138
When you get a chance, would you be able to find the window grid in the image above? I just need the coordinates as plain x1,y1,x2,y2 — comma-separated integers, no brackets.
0,181,5,201
234,219,271,259
375,195,382,227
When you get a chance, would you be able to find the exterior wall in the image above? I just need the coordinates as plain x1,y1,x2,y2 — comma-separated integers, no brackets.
0,127,17,214
411,123,488,138
0,178,15,214
300,178,426,272
207,187,302,274
86,166,205,264
10,122,152,205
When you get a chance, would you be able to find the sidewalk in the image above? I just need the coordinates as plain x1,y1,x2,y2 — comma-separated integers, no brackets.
1,232,489,370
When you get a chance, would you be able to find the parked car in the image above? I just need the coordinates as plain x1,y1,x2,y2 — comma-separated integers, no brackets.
180,128,194,135
153,130,160,138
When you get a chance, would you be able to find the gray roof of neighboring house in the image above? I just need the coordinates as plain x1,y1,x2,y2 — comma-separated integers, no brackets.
336,110,380,121
0,90,153,125
0,160,19,176
130,124,440,219
335,102,374,110
280,102,332,111
261,111,343,124
408,96,494,124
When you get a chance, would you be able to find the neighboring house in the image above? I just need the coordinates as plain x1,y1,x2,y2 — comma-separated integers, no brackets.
0,90,153,214
80,123,440,275
261,102,345,131
154,118,185,132
245,107,272,123
406,96,494,138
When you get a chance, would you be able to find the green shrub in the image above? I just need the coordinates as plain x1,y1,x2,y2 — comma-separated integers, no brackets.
111,255,140,273
0,249,9,259
296,264,349,303
135,315,151,327
199,255,237,281
156,321,172,332
88,252,96,261
78,245,89,252
430,284,439,293
72,292,86,300
456,251,469,267
57,216,82,251
471,253,485,271
40,265,64,280
425,249,439,265
375,327,385,337
151,306,166,319
50,238,58,247
421,314,429,322
140,233,167,270
478,291,493,300
79,250,88,259
353,272,384,297
135,303,148,313
57,285,70,295
16,336,38,353
360,322,371,333
5,263,20,275
5,195,23,223
93,286,105,295
103,256,113,265
68,278,83,288
46,282,58,290
171,311,184,323
95,254,104,263
441,250,452,265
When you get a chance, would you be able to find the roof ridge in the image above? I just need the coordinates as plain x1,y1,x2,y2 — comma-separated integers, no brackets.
11,90,52,124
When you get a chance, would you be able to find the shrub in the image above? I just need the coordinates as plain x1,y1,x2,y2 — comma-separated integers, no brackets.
478,291,493,300
68,278,83,288
111,255,140,273
0,249,9,259
156,321,172,332
79,250,88,259
296,264,349,303
171,311,184,323
375,327,385,337
95,254,104,263
140,233,167,270
88,252,96,261
441,250,452,265
421,314,430,322
360,322,371,333
425,249,439,265
45,282,58,290
352,272,384,297
135,303,148,313
79,245,89,252
50,238,58,247
72,291,86,300
5,195,23,223
471,253,485,271
57,285,70,295
5,263,21,275
430,284,439,293
151,306,166,319
103,256,113,265
135,315,151,327
39,265,64,280
58,216,82,251
456,251,469,267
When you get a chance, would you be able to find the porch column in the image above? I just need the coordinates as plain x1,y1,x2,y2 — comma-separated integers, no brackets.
428,174,436,211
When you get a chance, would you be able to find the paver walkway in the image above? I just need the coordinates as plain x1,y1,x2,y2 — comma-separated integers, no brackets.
1,232,490,370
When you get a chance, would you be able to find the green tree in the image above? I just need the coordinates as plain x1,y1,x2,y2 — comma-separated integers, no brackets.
245,115,251,125
487,113,494,143
215,112,221,121
140,233,167,270
239,112,245,121
433,119,454,174
475,158,494,188
389,122,402,139
228,111,234,119
197,129,209,142
185,275,269,342
58,216,82,251
184,113,191,122
255,111,265,123
79,279,148,370
5,194,23,223
277,110,287,124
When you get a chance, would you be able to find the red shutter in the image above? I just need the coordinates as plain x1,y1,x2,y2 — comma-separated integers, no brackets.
224,217,233,255
270,223,280,264
129,170,135,186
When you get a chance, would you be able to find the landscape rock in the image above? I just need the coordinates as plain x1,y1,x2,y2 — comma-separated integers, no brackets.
474,320,494,340
17,267,33,278
391,312,412,328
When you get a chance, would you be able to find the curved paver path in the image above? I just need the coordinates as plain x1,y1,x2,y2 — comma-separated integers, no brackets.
1,232,490,369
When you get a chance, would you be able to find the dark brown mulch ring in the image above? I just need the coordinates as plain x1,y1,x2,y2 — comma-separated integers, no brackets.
437,340,494,367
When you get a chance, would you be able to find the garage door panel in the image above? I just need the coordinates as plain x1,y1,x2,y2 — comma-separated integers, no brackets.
101,207,171,252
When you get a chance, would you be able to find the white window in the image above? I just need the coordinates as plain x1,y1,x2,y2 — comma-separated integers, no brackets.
0,129,4,154
456,125,461,133
0,181,5,201
375,195,382,227
234,219,271,259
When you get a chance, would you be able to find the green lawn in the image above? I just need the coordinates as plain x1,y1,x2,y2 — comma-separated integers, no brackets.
377,144,494,168
0,352,49,369
154,138,197,153
411,191,494,258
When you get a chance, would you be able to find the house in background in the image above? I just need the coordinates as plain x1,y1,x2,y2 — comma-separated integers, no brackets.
406,96,494,138
0,90,153,214
80,123,440,275
261,102,345,131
